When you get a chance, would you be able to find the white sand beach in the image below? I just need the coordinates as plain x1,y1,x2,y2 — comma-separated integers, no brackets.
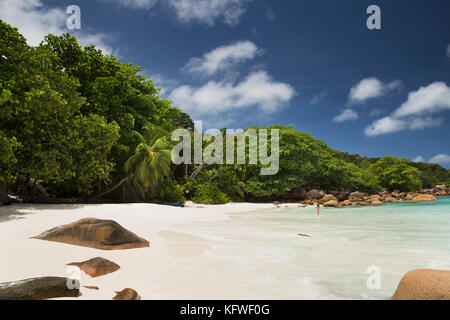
0,202,279,300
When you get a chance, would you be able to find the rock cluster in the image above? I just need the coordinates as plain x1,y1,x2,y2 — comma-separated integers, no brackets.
280,184,447,208
0,218,147,300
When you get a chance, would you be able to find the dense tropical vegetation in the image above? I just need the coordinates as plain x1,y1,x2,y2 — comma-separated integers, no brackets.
1,20,449,204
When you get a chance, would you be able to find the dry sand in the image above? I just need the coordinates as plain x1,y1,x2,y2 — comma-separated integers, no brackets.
0,202,279,299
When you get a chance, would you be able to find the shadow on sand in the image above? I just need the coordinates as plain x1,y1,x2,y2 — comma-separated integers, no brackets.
0,204,88,223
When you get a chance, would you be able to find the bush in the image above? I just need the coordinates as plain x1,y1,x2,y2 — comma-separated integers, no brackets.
192,183,230,204
150,180,185,204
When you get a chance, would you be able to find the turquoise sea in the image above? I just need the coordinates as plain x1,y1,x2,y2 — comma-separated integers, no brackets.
173,196,450,299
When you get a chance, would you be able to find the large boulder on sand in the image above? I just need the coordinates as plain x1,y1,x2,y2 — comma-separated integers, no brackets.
282,187,307,201
319,194,338,204
67,257,120,278
306,189,324,200
384,196,398,203
323,200,339,207
348,191,367,202
340,200,351,206
113,288,141,300
0,277,80,300
432,185,447,193
370,200,383,206
330,191,350,201
367,195,383,206
32,218,150,250
391,191,402,198
367,194,382,202
412,194,437,202
392,269,450,300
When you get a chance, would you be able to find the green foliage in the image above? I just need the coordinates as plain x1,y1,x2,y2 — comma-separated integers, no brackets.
149,179,185,203
0,20,120,195
410,161,449,189
125,123,173,195
241,125,363,197
191,182,230,204
41,32,193,196
370,157,422,191
0,131,20,183
0,88,20,183
357,168,382,191
59,114,120,195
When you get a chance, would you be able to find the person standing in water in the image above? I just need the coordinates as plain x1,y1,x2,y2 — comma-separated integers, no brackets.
315,203,320,216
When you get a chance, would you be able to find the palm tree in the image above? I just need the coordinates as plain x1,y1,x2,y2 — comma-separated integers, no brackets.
95,123,172,200
125,124,172,195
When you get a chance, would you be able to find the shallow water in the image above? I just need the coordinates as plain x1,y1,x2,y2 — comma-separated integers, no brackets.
171,196,450,299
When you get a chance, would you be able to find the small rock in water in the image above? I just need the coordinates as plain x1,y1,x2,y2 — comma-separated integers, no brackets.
67,257,120,278
83,286,99,291
113,288,141,300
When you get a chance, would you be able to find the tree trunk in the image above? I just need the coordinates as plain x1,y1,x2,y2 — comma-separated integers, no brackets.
189,162,205,181
209,164,223,182
94,174,133,200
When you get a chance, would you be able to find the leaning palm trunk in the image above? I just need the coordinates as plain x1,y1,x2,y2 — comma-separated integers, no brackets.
94,174,134,199
189,162,205,181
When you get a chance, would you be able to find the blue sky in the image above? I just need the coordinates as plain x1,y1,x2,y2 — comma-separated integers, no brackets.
1,0,449,167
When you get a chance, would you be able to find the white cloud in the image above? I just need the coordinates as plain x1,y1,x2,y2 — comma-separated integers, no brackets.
369,108,384,117
392,82,450,118
112,0,158,9
0,0,115,54
447,43,450,58
183,41,260,76
365,115,441,136
365,116,406,136
105,0,251,26
429,154,450,165
0,0,65,46
349,77,402,104
365,82,449,136
333,109,359,123
74,32,116,56
169,70,295,116
310,91,327,105
168,0,250,26
412,156,425,163
148,73,178,96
